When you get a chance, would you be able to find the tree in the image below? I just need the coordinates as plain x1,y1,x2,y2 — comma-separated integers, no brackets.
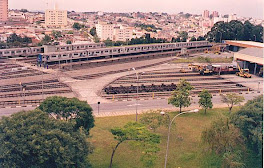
243,21,253,41
109,122,160,168
222,151,246,168
0,110,91,167
66,40,72,44
90,27,97,36
178,31,188,42
52,30,62,39
38,96,94,135
221,93,245,113
205,20,263,42
93,35,100,43
231,95,263,159
197,36,205,41
252,24,263,42
198,89,213,114
168,79,194,113
20,9,28,13
201,118,245,167
140,109,169,132
6,33,32,47
190,36,197,41
41,35,52,45
73,22,83,30
202,118,245,154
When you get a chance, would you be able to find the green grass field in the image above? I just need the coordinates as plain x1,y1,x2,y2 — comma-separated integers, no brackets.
173,56,233,64
88,107,240,168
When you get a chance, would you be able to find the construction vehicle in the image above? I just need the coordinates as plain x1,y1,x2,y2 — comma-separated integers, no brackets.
200,64,213,75
204,45,221,54
213,46,221,54
188,64,204,72
236,64,252,78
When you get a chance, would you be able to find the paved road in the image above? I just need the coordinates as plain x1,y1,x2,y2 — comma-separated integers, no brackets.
0,92,261,118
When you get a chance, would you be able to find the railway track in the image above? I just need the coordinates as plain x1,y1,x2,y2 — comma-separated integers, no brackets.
0,89,72,99
72,57,179,80
104,82,246,94
102,66,251,100
113,76,226,84
101,87,250,100
0,99,43,107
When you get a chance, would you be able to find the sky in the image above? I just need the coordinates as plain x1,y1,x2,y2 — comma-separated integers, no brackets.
9,0,264,19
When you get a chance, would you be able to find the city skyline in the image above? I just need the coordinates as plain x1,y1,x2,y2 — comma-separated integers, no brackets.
9,0,264,19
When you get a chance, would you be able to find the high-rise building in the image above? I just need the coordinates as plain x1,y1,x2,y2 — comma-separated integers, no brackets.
203,10,210,18
0,0,8,22
96,22,114,41
45,5,67,28
212,11,219,18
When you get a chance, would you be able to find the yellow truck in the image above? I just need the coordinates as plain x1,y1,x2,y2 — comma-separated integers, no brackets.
236,64,252,78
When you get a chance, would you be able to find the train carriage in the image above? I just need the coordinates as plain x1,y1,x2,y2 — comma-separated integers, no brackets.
0,42,106,58
2,41,211,61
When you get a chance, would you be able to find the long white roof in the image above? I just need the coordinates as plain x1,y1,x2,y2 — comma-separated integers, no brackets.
225,40,264,48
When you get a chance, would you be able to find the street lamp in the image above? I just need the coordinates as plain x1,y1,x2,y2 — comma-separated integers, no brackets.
132,67,144,122
160,109,199,168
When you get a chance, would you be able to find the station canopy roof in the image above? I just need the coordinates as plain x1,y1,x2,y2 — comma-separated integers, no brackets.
224,40,264,48
235,48,264,65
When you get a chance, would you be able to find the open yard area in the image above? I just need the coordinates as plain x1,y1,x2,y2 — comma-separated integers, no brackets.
88,107,239,168
172,56,233,64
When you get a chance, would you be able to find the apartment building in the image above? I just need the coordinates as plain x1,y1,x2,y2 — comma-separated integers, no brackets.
95,22,114,40
0,0,8,22
212,11,219,18
203,10,209,18
113,25,133,41
45,7,67,28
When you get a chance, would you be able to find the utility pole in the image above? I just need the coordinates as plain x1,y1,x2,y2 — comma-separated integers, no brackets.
42,69,44,100
97,102,100,115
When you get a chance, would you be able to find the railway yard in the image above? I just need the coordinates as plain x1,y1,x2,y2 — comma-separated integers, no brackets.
0,61,74,108
102,69,250,100
0,42,263,117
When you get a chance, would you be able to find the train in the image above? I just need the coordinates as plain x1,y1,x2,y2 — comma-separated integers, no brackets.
199,64,239,75
0,47,43,58
40,41,211,63
0,42,106,58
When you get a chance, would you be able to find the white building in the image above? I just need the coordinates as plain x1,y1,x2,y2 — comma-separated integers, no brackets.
96,22,134,41
228,14,237,22
113,25,133,41
95,22,114,41
45,5,67,28
9,11,26,20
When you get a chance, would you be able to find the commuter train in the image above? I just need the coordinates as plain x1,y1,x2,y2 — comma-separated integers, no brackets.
0,43,106,58
0,47,43,58
41,41,211,63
